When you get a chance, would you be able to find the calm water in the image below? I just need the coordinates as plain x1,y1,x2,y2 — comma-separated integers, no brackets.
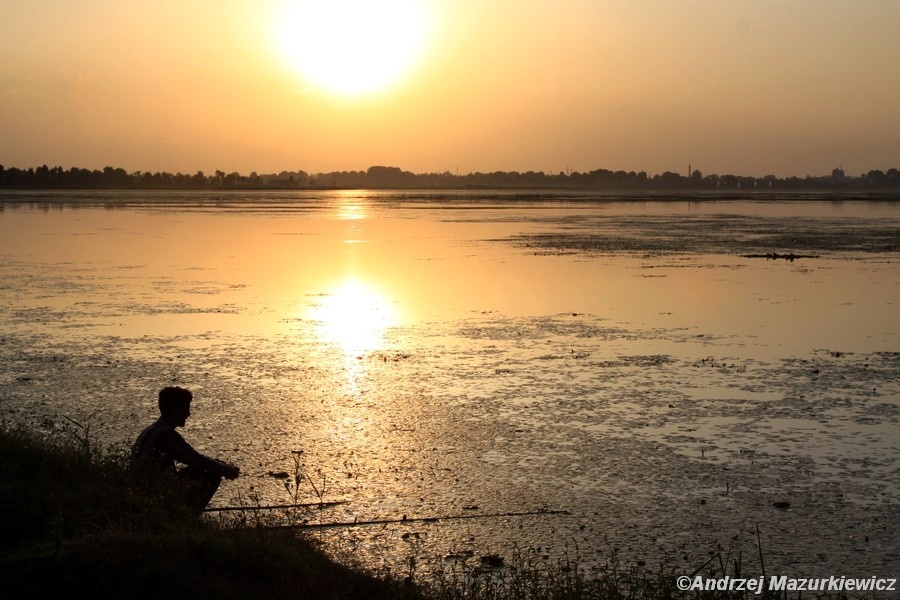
1,190,898,579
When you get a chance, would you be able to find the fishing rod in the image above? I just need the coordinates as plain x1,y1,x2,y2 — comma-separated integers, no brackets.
203,500,350,513
271,508,571,530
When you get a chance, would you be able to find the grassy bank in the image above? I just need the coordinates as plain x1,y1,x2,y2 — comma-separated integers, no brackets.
0,423,420,599
1,423,848,599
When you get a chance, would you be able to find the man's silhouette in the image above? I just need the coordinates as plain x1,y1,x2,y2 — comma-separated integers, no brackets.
132,386,239,512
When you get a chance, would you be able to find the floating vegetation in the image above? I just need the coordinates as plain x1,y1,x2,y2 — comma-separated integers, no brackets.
502,214,900,255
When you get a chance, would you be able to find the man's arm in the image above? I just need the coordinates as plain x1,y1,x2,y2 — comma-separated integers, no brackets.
158,430,240,479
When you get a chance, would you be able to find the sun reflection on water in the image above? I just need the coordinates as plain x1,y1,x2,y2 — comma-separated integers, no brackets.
308,278,397,356
334,193,368,221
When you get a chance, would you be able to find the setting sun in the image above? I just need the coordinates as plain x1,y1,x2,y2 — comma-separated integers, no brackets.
275,0,430,95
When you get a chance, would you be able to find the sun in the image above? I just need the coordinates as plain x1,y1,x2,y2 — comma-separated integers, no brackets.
275,0,430,95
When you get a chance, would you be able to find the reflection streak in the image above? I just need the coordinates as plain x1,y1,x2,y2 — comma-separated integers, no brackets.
308,278,397,357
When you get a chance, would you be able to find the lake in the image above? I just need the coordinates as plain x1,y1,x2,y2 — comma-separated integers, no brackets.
1,190,898,580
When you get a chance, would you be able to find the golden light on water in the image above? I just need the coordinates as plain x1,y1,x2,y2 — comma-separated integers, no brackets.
309,278,398,355
334,195,367,221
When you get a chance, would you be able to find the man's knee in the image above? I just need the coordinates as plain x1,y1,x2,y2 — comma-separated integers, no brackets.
177,466,223,510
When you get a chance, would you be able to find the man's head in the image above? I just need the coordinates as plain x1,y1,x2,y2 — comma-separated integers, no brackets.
158,386,192,427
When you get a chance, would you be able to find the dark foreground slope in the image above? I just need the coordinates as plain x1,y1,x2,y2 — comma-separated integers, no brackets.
0,425,419,599
2,424,854,599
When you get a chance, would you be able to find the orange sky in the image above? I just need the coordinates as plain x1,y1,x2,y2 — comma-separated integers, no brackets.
1,0,898,177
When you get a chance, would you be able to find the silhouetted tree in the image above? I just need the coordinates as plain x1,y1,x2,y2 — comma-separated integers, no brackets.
865,169,888,186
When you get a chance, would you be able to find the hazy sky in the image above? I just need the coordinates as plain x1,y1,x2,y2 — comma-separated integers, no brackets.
1,0,898,177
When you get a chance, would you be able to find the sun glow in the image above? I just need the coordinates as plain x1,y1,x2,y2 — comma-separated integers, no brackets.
310,279,397,354
275,0,430,95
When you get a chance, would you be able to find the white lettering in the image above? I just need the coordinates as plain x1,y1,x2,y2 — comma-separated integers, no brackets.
747,577,763,594
721,575,893,593
854,577,873,591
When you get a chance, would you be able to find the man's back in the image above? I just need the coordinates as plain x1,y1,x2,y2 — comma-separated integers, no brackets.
132,417,179,473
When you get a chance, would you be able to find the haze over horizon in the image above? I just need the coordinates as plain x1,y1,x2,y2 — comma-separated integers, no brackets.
2,0,898,178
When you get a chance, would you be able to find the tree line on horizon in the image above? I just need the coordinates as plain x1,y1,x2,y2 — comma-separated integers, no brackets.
1,163,899,190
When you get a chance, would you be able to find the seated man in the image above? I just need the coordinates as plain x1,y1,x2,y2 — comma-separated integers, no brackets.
132,386,240,512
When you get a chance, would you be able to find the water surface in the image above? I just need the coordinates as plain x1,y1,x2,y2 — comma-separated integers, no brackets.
1,191,897,579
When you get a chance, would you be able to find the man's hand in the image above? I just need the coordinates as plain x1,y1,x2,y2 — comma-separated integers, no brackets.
224,463,240,480
212,458,241,480
225,465,241,479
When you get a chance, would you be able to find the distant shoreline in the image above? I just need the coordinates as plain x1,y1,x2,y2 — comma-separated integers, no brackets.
2,164,899,194
1,187,899,203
